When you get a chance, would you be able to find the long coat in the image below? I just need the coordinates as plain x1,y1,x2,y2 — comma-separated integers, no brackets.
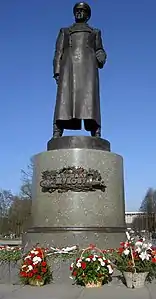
53,23,106,131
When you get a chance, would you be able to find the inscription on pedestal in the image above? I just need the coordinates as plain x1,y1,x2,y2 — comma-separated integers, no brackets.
40,167,106,193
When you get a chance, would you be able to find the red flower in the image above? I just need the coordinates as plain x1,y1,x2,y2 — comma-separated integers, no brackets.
133,252,139,259
26,259,32,265
118,247,124,254
152,257,156,263
42,268,47,273
109,248,115,253
33,269,38,274
41,261,47,267
89,255,94,259
36,247,43,252
28,272,33,278
20,271,27,277
81,262,86,270
73,271,77,276
36,275,42,280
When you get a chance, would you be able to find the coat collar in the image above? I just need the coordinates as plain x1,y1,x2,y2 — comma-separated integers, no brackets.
69,23,93,33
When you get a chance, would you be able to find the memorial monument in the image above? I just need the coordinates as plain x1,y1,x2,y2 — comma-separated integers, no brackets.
23,2,126,249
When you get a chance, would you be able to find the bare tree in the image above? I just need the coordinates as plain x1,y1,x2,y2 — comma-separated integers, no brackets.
8,196,32,236
20,159,33,200
0,190,13,235
0,159,34,237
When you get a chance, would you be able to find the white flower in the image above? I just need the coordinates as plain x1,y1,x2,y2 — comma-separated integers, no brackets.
100,261,105,266
126,231,131,240
123,249,130,256
69,276,74,280
76,262,81,268
135,247,141,253
50,246,57,251
92,256,96,261
50,245,77,254
107,259,111,263
24,255,31,260
32,256,42,264
139,252,150,261
107,264,113,274
85,258,91,262
28,265,33,271
66,246,77,251
31,250,39,255
70,262,74,269
142,243,152,250
135,241,143,247
98,258,103,263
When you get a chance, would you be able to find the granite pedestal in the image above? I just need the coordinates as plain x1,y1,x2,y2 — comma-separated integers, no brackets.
23,136,126,249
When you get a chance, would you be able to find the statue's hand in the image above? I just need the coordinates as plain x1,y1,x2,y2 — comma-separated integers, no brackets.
54,74,59,84
96,50,106,68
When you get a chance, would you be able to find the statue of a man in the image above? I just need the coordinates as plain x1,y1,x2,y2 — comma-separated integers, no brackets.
53,2,107,138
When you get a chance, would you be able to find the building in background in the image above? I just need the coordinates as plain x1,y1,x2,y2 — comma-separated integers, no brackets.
125,212,146,226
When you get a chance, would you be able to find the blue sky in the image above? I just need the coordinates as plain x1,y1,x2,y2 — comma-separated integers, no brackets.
0,0,156,211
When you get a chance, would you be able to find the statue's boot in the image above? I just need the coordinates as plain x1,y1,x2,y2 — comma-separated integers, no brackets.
53,123,63,138
91,126,101,138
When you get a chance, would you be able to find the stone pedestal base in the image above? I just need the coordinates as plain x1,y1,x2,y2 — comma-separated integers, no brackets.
23,136,126,250
23,228,125,250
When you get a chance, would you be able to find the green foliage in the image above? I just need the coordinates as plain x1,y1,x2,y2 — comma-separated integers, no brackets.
0,246,22,262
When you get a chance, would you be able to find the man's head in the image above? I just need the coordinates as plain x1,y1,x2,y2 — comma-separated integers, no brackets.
73,2,91,23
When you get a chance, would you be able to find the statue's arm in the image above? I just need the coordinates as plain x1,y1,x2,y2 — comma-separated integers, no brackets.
53,28,65,80
95,29,107,69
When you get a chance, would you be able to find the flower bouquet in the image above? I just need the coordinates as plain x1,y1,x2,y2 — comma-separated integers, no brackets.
70,245,113,287
113,231,156,288
0,245,21,262
19,247,52,286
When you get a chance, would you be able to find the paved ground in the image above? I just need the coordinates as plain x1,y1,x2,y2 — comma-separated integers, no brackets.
0,281,156,299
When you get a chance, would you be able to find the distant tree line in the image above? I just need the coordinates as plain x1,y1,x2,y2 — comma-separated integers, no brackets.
0,161,33,238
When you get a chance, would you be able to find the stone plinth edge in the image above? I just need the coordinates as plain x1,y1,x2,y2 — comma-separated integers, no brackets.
47,136,111,152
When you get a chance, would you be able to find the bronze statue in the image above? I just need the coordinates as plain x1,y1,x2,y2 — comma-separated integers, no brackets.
53,2,107,138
